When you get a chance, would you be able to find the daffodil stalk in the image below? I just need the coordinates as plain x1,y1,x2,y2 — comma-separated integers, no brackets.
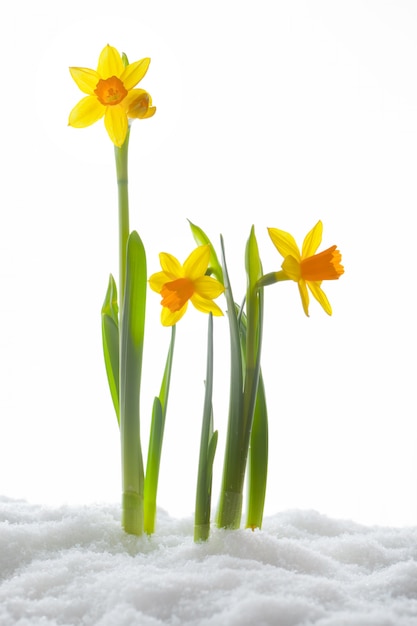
188,223,268,529
144,325,176,534
238,309,268,530
216,227,264,529
215,236,244,528
69,45,157,535
149,231,225,539
114,128,131,304
194,313,218,542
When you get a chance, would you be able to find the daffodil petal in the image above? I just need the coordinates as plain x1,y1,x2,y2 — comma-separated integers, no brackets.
183,245,210,280
302,221,322,258
307,281,332,315
149,271,171,292
123,88,148,107
159,253,183,278
191,294,223,316
68,96,105,128
121,58,150,90
104,105,128,147
161,303,187,326
298,280,310,317
97,44,124,79
123,89,150,118
194,276,225,299
138,95,156,118
69,67,100,95
268,228,301,261
141,106,157,119
281,255,301,282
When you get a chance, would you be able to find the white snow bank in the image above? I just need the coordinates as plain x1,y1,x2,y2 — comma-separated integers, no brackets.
1,496,417,626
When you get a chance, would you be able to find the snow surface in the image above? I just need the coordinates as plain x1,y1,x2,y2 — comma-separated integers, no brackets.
1,497,417,626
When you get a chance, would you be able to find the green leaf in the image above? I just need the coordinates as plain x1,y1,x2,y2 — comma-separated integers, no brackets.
216,236,245,530
206,429,218,491
194,314,217,542
158,325,176,418
188,220,224,284
237,306,268,530
246,373,268,530
121,231,147,350
101,274,120,424
242,226,264,436
144,325,176,535
144,396,163,535
120,230,147,535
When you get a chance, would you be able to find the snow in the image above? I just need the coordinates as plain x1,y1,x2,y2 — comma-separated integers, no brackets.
2,497,417,626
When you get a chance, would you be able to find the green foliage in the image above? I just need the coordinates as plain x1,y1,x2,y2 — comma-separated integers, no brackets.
101,274,120,423
194,314,218,542
144,326,176,534
119,231,147,535
188,220,224,284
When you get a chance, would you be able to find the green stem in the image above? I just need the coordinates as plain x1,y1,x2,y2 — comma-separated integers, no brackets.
194,314,218,542
114,130,146,536
216,228,263,529
114,129,131,307
144,325,176,534
216,237,244,529
241,227,264,471
234,305,268,530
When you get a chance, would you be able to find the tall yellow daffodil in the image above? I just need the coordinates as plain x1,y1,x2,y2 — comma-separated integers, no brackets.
149,245,225,326
69,44,156,147
268,220,344,316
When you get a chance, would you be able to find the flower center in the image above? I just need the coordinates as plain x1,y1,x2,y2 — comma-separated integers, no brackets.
94,76,128,105
300,245,344,281
161,278,194,312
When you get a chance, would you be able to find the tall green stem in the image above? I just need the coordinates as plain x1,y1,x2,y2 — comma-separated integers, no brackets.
194,314,218,542
114,129,131,307
114,130,146,535
216,237,244,529
216,228,263,529
144,325,176,534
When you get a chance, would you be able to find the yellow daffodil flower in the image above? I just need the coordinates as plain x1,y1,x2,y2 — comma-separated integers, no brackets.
268,220,344,316
69,44,156,147
149,245,225,326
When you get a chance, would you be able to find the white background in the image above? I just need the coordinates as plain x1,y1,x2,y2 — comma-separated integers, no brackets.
1,0,416,527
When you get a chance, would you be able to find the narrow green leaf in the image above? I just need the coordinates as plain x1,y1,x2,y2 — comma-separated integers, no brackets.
195,314,217,542
144,325,176,534
101,274,120,423
237,306,268,530
216,236,245,529
121,231,147,350
241,227,265,529
246,374,268,529
144,397,163,535
242,226,264,438
120,230,147,535
188,220,224,284
206,429,218,489
158,325,176,419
